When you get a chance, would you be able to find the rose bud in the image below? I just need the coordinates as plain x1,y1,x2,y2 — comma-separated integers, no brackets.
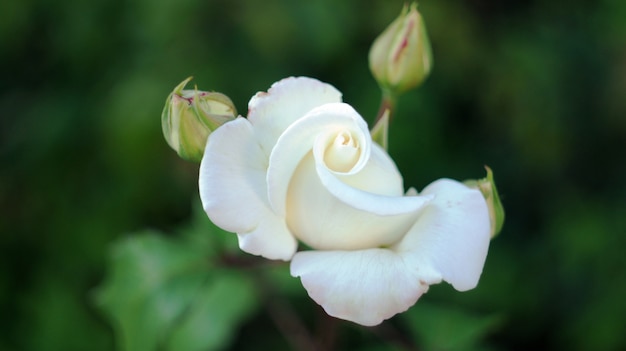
161,77,236,162
369,2,433,95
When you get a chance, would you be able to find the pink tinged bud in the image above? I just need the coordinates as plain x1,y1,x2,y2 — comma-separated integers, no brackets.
369,3,433,95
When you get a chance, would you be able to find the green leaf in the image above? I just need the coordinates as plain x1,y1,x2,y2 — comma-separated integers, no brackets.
94,230,258,351
402,302,502,351
166,271,257,351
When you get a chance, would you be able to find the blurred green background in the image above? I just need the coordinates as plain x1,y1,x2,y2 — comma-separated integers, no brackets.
2,0,626,350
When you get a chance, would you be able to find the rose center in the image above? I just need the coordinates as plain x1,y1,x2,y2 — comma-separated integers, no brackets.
324,131,360,173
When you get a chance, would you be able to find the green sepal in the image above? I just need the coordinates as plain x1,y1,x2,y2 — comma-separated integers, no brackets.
371,109,390,150
464,166,505,238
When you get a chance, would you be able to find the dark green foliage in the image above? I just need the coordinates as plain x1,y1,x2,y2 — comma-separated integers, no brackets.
1,0,625,350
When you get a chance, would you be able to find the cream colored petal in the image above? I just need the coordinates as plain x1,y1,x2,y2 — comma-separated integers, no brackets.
394,179,491,291
278,103,431,250
199,117,296,260
247,77,342,156
314,145,431,215
333,143,405,196
290,249,431,326
236,214,297,261
267,103,370,217
287,152,431,250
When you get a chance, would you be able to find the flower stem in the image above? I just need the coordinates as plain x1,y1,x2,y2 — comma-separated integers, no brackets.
249,263,317,351
371,88,397,150
316,306,340,351
266,297,317,351
375,88,398,124
371,322,420,350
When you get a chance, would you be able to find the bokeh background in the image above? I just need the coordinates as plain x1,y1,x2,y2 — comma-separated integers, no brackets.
2,0,626,350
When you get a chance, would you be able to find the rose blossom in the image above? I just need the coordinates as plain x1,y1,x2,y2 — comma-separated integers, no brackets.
199,77,490,326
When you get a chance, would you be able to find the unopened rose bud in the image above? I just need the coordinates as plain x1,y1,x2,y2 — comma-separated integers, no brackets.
161,77,236,162
369,2,432,95
464,167,505,238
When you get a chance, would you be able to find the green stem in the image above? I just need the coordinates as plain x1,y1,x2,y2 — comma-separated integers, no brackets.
316,306,340,351
371,88,398,151
375,89,397,124
253,264,317,351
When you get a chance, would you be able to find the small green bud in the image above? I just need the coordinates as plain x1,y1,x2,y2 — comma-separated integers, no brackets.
161,77,236,162
369,2,433,95
464,166,505,238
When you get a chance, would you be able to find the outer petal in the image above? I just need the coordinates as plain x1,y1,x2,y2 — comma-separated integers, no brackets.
290,249,432,326
236,214,296,261
247,77,342,156
394,179,491,291
199,117,297,260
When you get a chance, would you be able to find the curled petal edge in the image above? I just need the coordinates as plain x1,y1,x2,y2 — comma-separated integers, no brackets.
267,103,370,216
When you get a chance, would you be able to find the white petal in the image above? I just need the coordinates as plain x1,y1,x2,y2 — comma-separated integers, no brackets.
290,249,431,326
199,118,263,233
199,117,297,260
333,143,405,196
236,214,297,261
247,77,342,156
394,179,491,291
286,152,431,250
314,146,432,215
279,106,431,250
267,103,369,217
322,130,360,173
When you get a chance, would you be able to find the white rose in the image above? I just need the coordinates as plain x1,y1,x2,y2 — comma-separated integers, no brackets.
199,77,491,326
